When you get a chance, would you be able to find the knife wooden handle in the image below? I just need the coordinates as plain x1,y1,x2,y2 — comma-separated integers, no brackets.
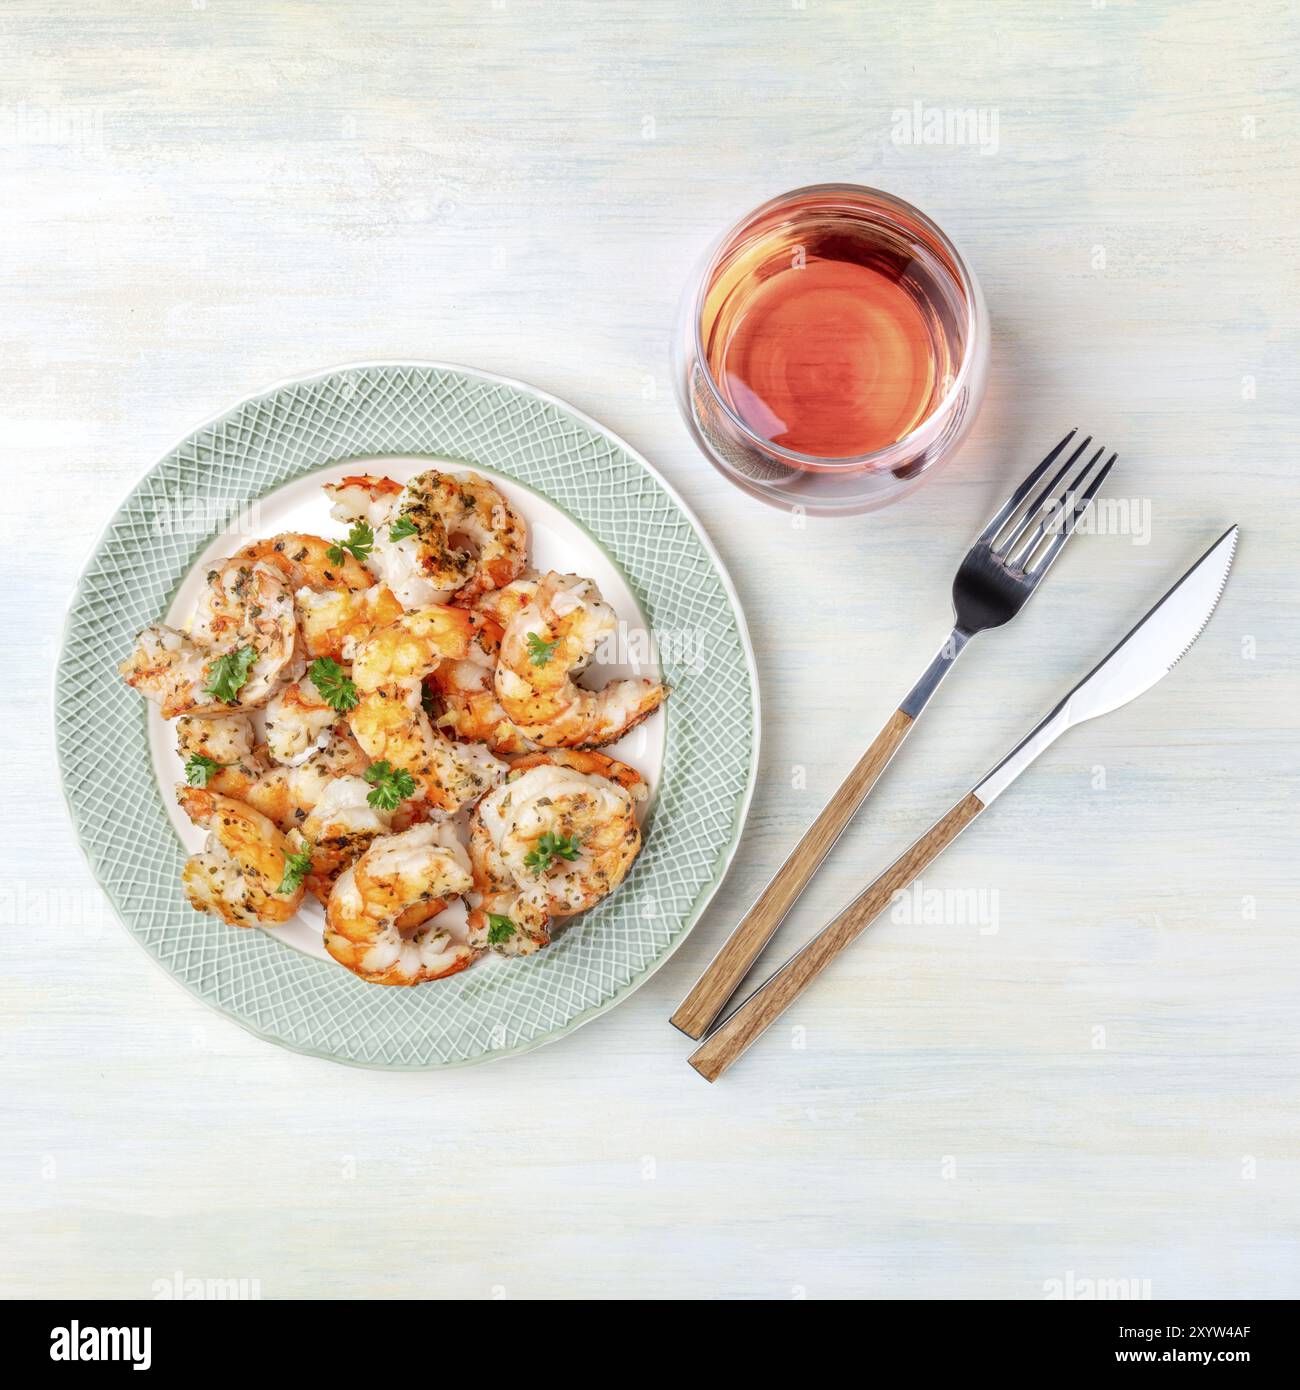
687,790,986,1082
671,708,915,1040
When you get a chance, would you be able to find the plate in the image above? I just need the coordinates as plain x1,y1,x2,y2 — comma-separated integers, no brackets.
56,362,759,1068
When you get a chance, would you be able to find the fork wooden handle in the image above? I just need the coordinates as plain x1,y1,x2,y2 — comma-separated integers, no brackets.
670,708,916,1040
687,791,986,1082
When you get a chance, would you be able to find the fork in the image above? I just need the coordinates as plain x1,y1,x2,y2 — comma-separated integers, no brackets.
670,429,1118,1040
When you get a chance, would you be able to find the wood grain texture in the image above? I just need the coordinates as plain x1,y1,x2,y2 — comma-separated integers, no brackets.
673,707,914,1038
690,792,986,1081
3,0,1299,1300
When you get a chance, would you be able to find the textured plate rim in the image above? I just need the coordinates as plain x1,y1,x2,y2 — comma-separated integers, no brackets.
55,359,761,1069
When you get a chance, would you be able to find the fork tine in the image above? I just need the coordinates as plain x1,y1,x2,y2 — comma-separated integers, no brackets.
1006,444,1107,568
978,428,1077,542
1023,450,1118,580
993,434,1094,556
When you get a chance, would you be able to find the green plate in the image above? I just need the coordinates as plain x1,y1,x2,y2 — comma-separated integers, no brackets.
56,363,759,1068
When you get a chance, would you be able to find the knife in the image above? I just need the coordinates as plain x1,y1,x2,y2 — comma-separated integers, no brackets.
688,525,1240,1082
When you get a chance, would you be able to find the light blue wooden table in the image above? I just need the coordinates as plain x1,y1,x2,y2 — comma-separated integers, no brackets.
3,0,1297,1299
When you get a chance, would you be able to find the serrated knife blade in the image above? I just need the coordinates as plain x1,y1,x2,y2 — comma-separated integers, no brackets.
975,524,1239,803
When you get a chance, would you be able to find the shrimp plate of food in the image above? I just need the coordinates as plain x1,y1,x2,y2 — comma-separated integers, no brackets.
58,363,757,1066
136,458,669,976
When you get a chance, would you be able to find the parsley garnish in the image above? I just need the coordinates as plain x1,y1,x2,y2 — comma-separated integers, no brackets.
486,913,517,945
364,760,418,811
524,831,582,872
203,647,256,703
309,656,359,713
388,515,418,542
525,632,558,667
277,845,312,895
184,752,224,787
326,519,374,565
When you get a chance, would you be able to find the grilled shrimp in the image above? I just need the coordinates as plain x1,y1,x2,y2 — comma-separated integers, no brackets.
325,473,426,607
425,615,536,755
241,728,370,831
346,604,505,812
467,749,646,957
350,682,504,814
399,468,527,605
494,572,668,748
324,821,476,985
350,605,479,692
474,575,538,627
324,473,403,522
505,747,649,798
326,469,526,608
295,584,405,662
264,676,335,764
121,559,299,718
232,533,373,592
189,560,301,701
175,713,267,798
177,786,305,927
299,774,393,904
120,626,214,720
